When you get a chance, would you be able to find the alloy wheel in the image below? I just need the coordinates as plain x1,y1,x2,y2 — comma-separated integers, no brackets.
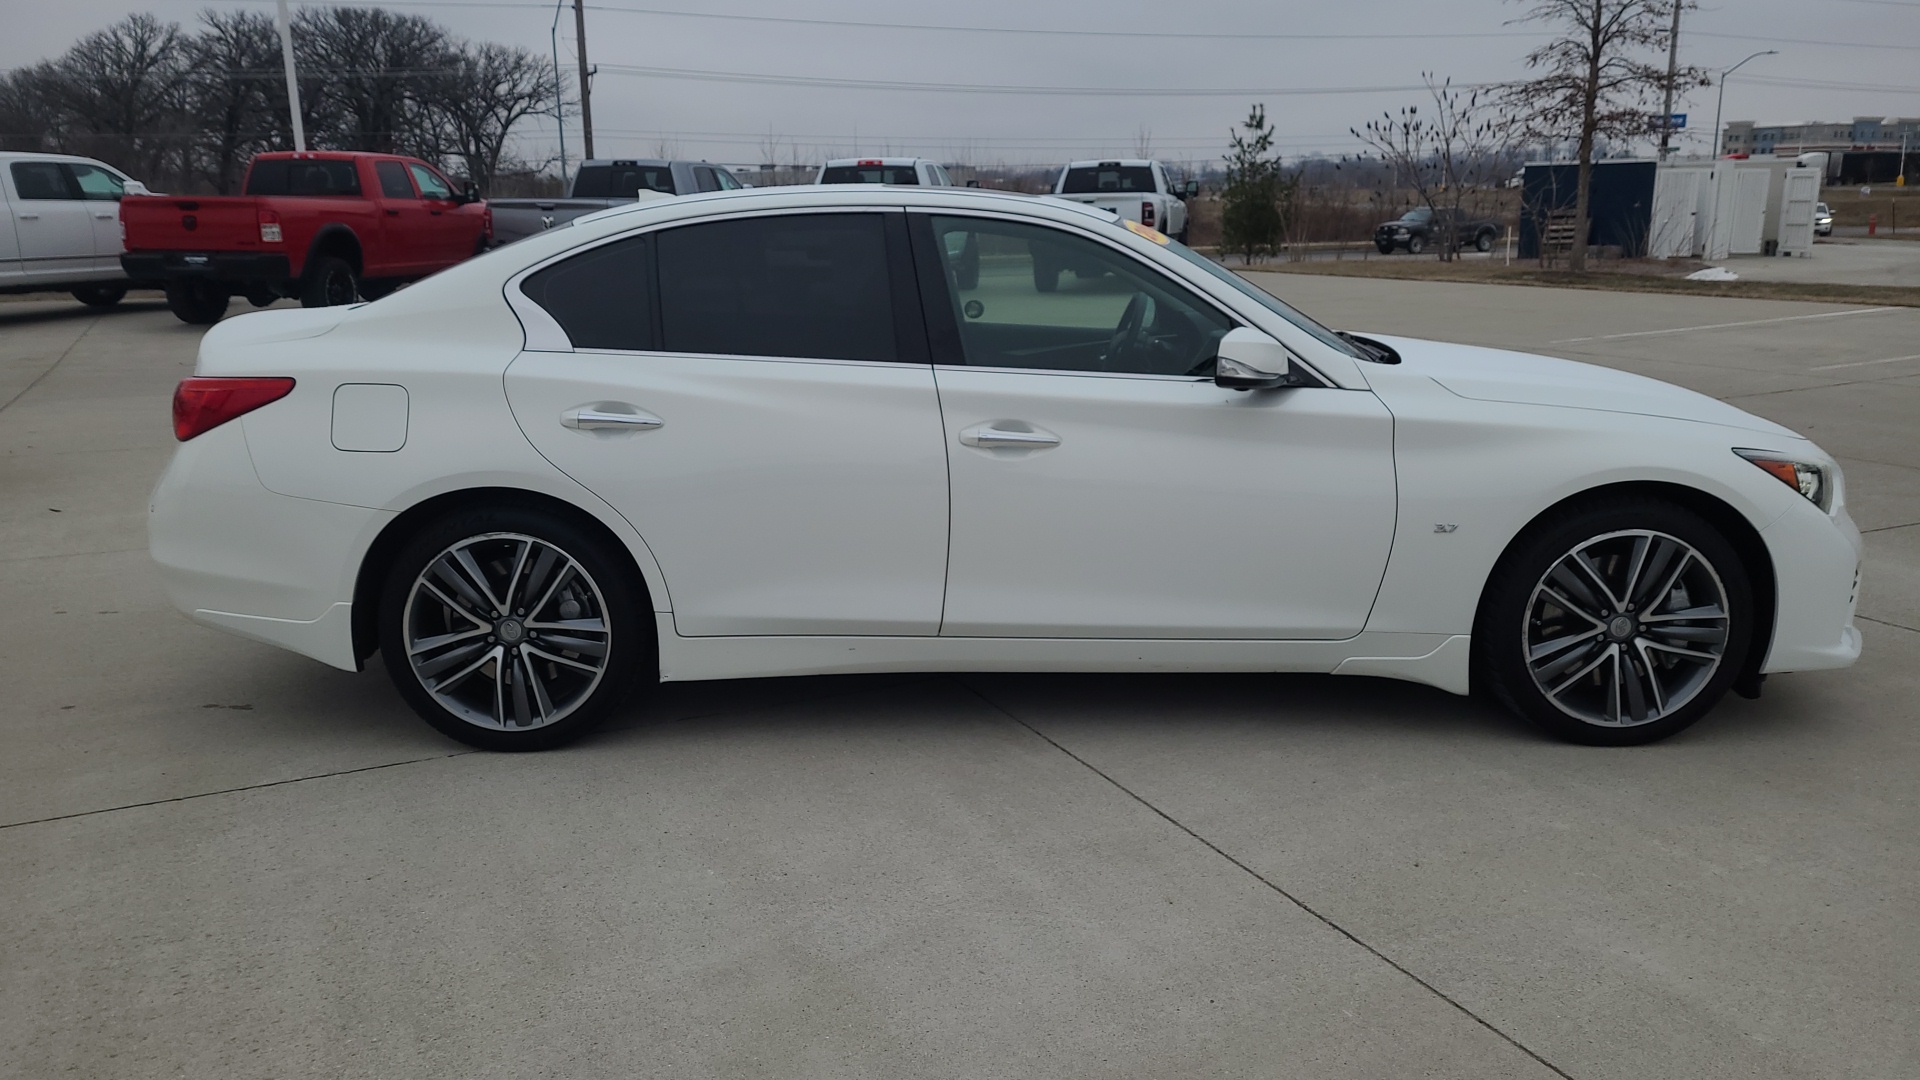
402,532,611,731
1523,529,1730,728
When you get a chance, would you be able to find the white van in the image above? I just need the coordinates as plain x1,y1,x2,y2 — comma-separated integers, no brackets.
0,151,152,307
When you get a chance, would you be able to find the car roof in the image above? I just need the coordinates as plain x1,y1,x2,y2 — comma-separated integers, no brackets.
0,150,113,166
1064,159,1158,169
578,158,687,168
569,184,1114,228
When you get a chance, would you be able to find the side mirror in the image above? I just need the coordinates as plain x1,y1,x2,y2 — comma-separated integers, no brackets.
121,179,152,198
1213,327,1316,391
462,181,480,204
1183,179,1200,199
965,179,981,188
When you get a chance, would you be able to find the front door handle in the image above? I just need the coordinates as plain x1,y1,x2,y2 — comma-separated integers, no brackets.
561,405,664,432
959,423,1060,450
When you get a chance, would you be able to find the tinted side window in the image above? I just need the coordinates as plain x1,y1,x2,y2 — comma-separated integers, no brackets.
11,162,74,200
67,163,125,201
820,165,919,186
407,163,452,200
519,236,654,351
374,160,415,198
245,160,362,196
573,165,676,197
656,214,896,362
924,215,1234,376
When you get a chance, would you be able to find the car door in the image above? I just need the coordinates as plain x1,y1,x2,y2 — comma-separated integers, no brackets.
405,161,469,264
915,212,1397,639
64,161,128,273
8,161,95,282
372,159,431,277
0,173,19,282
504,210,951,637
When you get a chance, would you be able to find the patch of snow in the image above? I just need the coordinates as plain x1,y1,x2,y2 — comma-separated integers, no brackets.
1686,266,1740,282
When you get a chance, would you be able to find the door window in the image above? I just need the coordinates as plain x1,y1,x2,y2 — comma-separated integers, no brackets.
923,215,1233,376
10,162,75,200
519,236,654,351
407,163,453,200
374,160,416,198
66,163,125,201
655,214,899,362
692,166,720,193
712,168,743,190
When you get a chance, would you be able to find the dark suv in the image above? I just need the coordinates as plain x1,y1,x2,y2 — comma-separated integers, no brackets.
1374,206,1501,255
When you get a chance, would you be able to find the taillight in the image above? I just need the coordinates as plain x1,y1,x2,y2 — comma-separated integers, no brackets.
258,209,282,244
173,377,295,441
1141,201,1155,226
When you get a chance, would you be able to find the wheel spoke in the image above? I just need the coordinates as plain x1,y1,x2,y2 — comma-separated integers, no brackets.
408,625,490,657
525,616,607,633
429,643,501,693
492,649,508,725
1570,550,1624,611
508,651,533,727
527,559,579,622
1548,562,1609,617
1548,642,1616,699
1647,624,1727,645
502,539,533,613
1640,639,1720,663
1641,603,1726,623
524,642,601,674
1642,550,1695,616
1619,534,1653,606
430,556,492,615
535,632,607,658
1632,640,1669,716
1529,627,1604,663
521,651,555,721
1540,585,1607,627
1627,537,1680,609
451,547,507,613
1605,646,1625,724
1620,648,1650,723
414,638,492,679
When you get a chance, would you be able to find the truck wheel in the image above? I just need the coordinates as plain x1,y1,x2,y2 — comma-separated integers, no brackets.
72,285,127,308
358,278,399,302
1375,241,1395,255
164,280,230,325
1475,230,1496,253
301,256,359,308
1407,235,1426,255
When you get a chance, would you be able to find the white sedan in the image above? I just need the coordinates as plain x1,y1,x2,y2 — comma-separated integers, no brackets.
150,187,1862,750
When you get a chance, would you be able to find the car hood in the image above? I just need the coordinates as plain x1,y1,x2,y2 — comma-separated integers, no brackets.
1364,334,1803,439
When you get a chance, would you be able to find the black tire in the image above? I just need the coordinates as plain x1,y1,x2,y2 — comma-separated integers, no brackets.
72,284,127,307
1475,229,1496,253
1375,241,1395,255
357,278,399,302
300,255,359,308
1478,498,1754,746
164,279,230,325
379,504,651,751
1407,234,1426,255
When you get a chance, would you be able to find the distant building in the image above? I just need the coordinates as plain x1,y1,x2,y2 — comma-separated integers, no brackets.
1721,117,1918,157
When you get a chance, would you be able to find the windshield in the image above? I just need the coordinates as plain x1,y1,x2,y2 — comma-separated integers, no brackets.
821,165,920,185
1398,207,1433,222
574,164,677,198
1061,166,1156,194
1160,238,1359,358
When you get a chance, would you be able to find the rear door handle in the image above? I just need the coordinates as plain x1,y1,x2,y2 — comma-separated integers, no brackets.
561,405,664,432
959,423,1060,450
18,212,38,220
385,208,400,216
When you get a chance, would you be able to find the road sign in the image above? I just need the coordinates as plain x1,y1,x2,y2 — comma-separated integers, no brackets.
1668,113,1687,130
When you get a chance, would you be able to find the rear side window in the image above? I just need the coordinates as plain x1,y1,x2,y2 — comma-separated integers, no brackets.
656,214,896,362
519,236,654,351
374,160,415,198
10,162,74,200
573,164,677,198
692,166,720,193
820,165,919,186
1060,166,1156,194
245,159,363,196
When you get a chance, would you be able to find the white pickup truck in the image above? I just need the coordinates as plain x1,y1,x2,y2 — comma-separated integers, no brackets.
1049,159,1198,243
0,151,153,307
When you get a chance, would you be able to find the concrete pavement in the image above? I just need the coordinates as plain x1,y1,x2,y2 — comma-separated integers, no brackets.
2,281,1915,1079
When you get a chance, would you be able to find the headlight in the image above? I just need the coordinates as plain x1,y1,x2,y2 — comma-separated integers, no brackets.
1735,449,1829,509
1395,228,1410,236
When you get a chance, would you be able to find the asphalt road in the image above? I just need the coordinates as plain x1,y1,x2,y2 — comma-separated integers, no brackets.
2,280,1915,1079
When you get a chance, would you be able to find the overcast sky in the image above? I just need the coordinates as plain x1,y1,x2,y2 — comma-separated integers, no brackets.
7,0,1915,168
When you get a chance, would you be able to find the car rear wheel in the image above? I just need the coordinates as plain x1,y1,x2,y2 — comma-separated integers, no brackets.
1479,499,1754,746
300,256,359,308
72,285,127,307
1475,230,1495,253
1407,234,1426,255
164,279,230,324
379,506,650,751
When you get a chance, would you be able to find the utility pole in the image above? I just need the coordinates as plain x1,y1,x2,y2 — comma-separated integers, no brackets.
1657,0,1683,159
275,0,306,151
551,0,567,184
573,0,594,160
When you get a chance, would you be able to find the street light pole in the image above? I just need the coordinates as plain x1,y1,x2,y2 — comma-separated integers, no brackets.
573,0,594,160
274,0,305,152
1712,50,1778,159
550,0,567,185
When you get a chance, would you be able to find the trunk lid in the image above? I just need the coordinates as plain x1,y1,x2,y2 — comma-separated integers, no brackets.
121,196,265,252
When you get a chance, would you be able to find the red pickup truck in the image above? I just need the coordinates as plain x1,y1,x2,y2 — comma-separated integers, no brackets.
121,151,491,324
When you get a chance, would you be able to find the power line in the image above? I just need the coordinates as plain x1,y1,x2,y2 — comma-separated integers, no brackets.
1693,31,1920,51
1729,73,1920,94
595,64,1489,98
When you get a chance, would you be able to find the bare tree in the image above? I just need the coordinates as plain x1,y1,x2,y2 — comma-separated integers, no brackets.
188,10,285,193
430,41,559,193
1132,123,1154,159
40,14,195,183
1499,0,1703,270
1353,75,1509,261
295,7,451,155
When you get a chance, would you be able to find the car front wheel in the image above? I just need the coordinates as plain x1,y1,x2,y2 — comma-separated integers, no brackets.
1475,230,1495,253
1406,235,1426,255
379,506,649,750
1479,499,1754,745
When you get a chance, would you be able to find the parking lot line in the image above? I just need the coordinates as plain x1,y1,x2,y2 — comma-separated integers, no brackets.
1808,352,1920,372
1550,307,1899,344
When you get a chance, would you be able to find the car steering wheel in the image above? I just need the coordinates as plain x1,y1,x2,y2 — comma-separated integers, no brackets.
1101,292,1156,372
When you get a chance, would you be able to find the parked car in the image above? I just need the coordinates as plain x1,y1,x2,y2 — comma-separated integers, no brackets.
120,151,490,324
0,151,154,307
1374,206,1501,255
816,157,956,186
1049,159,1197,243
150,185,1861,752
488,159,739,246
1814,202,1834,236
